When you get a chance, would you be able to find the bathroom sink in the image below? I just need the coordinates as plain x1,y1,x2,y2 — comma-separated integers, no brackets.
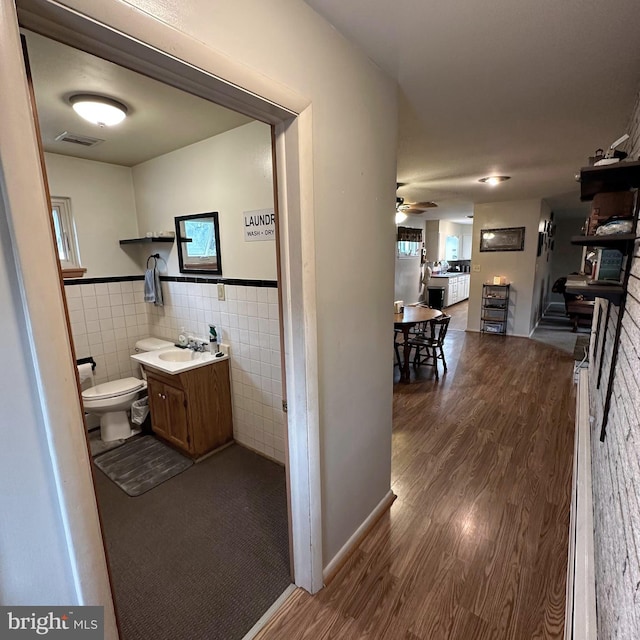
131,346,228,375
158,349,202,362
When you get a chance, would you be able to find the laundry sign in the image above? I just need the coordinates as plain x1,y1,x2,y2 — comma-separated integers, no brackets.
243,208,275,242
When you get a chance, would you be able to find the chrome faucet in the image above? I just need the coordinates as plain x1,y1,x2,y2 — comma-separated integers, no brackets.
187,338,206,352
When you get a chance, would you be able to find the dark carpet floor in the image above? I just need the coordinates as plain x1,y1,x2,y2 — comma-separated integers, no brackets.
530,302,590,355
93,443,291,640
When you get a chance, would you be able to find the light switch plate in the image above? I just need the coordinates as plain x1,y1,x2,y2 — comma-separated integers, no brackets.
472,265,481,272
217,283,225,300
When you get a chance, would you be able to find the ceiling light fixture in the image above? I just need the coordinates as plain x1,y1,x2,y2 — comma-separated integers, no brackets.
395,210,408,224
479,175,510,186
70,94,128,127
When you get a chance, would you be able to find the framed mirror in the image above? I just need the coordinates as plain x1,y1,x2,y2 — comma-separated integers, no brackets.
175,212,222,275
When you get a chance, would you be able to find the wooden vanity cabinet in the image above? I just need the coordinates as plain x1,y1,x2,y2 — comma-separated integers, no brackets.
145,359,233,459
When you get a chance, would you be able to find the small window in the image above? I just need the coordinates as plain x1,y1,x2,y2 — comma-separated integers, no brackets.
175,212,222,275
396,226,422,259
51,197,84,276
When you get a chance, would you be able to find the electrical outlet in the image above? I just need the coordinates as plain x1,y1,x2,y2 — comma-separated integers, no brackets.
472,265,481,272
217,283,225,300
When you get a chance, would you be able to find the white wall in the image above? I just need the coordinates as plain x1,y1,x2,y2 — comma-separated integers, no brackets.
530,200,552,329
35,0,398,572
467,198,543,336
44,153,141,277
132,121,277,280
0,198,77,604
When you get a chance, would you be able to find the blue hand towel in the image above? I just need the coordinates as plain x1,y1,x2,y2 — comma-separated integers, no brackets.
154,267,164,306
144,268,164,306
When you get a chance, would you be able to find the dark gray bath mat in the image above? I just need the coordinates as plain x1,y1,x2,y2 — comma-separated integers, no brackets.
94,436,193,497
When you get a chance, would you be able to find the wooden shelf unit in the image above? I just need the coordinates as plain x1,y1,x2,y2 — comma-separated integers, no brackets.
480,283,510,335
579,160,640,201
574,161,640,441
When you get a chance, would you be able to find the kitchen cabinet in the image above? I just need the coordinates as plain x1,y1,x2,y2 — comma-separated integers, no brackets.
145,359,233,458
444,235,459,261
462,274,470,299
429,273,470,307
424,221,471,261
462,233,472,260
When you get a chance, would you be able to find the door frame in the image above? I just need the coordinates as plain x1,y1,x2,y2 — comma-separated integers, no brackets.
1,0,323,625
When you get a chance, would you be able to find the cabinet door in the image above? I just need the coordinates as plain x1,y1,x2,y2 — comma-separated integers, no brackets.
460,275,468,299
147,377,169,437
164,384,190,451
148,377,190,453
462,234,472,260
445,235,459,261
448,279,456,306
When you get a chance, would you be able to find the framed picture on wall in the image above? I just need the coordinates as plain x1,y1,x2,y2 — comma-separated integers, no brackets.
479,226,526,252
537,232,544,257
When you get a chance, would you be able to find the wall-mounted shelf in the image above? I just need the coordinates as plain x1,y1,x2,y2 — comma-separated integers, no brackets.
119,237,175,245
575,160,640,442
579,160,640,201
570,233,637,249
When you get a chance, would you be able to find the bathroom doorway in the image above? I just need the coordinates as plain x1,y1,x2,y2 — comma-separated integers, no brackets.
21,26,295,640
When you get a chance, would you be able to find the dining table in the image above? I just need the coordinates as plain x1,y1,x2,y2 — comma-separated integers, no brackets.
394,305,443,383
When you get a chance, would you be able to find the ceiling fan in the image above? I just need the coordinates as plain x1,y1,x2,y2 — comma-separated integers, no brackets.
396,197,438,215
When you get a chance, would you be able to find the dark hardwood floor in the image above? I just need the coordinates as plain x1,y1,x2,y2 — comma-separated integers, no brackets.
257,331,575,640
444,299,468,332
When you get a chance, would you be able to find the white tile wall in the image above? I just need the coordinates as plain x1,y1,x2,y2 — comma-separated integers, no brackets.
65,280,149,385
65,279,286,464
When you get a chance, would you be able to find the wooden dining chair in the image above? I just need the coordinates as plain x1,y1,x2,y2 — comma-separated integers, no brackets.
394,329,404,369
408,314,451,380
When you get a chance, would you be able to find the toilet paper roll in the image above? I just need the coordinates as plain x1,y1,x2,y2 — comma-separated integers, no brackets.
77,363,94,385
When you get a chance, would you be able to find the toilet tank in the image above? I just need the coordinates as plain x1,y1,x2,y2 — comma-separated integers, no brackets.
134,337,174,353
133,337,174,379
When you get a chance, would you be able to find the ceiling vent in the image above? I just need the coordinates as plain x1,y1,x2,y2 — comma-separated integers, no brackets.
54,131,104,147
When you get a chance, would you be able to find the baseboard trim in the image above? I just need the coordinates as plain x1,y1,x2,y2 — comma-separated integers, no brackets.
322,490,396,586
241,583,297,640
564,368,597,639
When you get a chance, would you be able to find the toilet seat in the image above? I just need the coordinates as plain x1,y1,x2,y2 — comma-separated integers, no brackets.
82,377,145,401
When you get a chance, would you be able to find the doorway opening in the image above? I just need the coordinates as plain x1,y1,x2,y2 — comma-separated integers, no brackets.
23,27,292,640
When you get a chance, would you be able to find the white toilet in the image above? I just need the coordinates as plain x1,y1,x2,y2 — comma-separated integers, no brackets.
82,337,174,442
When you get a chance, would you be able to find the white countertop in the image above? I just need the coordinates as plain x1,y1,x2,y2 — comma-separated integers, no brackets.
132,348,229,375
430,272,470,278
